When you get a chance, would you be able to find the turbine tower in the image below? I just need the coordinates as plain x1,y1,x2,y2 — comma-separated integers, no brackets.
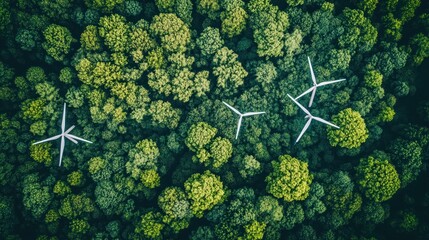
32,103,93,166
295,57,346,107
287,94,339,143
222,101,265,139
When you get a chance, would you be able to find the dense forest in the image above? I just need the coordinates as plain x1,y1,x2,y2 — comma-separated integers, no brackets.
0,0,428,239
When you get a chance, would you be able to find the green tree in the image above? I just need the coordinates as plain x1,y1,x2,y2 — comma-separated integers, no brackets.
149,100,181,129
185,122,218,152
196,27,224,57
80,25,101,51
184,170,225,217
85,0,124,12
95,180,127,215
243,221,266,240
196,0,220,19
22,175,53,219
388,139,423,187
265,154,313,202
364,69,383,88
357,0,379,16
356,156,400,202
42,24,74,61
220,0,247,38
135,211,164,239
212,47,247,94
248,0,290,57
158,187,192,231
327,108,369,149
233,155,261,179
150,13,191,53
98,14,129,52
30,142,52,166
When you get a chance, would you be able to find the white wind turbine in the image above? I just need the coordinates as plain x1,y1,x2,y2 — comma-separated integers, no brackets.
287,94,339,143
32,103,93,166
295,57,346,107
222,101,265,139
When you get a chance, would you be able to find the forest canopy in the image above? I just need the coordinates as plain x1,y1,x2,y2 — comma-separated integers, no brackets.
0,0,429,239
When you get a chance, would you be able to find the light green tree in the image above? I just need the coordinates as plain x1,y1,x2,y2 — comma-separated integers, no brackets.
356,156,400,202
265,154,313,202
327,108,369,149
184,170,225,217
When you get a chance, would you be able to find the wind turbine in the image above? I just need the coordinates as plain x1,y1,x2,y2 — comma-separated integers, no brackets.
287,94,339,143
32,103,93,166
295,57,346,107
222,101,265,139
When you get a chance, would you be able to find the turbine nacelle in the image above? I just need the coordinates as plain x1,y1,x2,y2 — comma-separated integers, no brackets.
287,94,339,143
222,101,265,139
295,57,346,107
32,103,93,166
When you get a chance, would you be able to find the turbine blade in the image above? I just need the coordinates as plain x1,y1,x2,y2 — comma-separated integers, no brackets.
317,78,346,87
296,118,312,143
313,117,340,128
287,94,311,116
62,103,67,133
242,112,265,117
308,57,317,85
59,136,65,166
236,116,243,139
65,135,78,144
67,134,93,144
295,87,314,100
223,101,241,115
33,134,62,145
65,125,75,134
309,88,317,108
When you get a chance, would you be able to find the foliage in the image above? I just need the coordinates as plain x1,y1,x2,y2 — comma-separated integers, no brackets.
356,156,400,202
327,108,369,149
184,170,225,218
266,154,313,202
42,24,74,61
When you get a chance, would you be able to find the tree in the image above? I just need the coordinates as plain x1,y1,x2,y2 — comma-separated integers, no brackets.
388,139,423,187
196,27,224,57
150,13,191,53
42,24,74,61
327,108,369,149
59,194,95,219
186,122,233,169
98,14,129,52
220,0,247,38
126,139,161,189
364,69,383,88
30,142,52,166
84,0,124,12
196,0,220,19
233,155,261,179
158,187,192,226
410,33,429,65
265,154,313,202
339,8,378,53
149,100,181,129
135,211,165,239
22,174,53,219
95,180,127,215
184,170,225,217
212,47,247,95
80,25,101,51
357,0,379,16
356,156,400,202
248,0,290,57
243,221,266,240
